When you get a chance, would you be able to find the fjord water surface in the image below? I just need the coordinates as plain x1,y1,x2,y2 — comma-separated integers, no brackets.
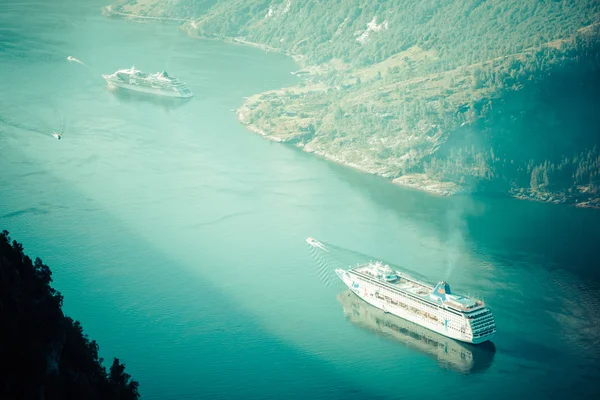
1,1,600,399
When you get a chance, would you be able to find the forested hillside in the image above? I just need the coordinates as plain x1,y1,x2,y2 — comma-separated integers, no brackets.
0,231,140,399
184,0,598,66
107,0,600,207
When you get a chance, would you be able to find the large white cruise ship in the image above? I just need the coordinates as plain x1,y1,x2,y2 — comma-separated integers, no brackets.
102,66,193,98
329,250,496,344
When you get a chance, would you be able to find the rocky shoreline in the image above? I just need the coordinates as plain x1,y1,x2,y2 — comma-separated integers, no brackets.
510,190,600,209
237,107,462,197
101,5,189,22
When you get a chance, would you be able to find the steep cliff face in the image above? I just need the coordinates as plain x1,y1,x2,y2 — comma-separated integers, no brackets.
107,0,600,206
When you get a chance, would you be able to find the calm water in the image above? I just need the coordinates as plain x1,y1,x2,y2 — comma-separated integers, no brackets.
2,1,600,399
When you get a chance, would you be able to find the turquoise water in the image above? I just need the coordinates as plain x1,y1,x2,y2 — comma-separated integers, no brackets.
1,1,600,399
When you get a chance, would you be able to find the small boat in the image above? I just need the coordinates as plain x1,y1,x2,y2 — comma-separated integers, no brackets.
52,132,62,140
306,237,329,252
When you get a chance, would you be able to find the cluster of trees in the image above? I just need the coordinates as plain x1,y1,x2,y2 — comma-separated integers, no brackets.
528,149,600,194
0,231,140,399
421,146,600,198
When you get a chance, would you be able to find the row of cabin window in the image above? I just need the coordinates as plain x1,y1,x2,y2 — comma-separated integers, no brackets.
364,281,465,330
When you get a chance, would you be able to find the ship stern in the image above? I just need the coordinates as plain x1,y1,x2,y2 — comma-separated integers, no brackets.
470,331,496,345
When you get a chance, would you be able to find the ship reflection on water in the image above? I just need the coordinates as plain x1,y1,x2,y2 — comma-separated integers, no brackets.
337,290,496,374
106,86,192,111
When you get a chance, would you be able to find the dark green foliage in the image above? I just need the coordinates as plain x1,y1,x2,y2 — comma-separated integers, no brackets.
109,358,140,399
0,231,140,400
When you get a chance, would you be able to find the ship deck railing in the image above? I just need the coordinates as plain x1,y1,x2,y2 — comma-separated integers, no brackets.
350,268,442,310
354,264,433,293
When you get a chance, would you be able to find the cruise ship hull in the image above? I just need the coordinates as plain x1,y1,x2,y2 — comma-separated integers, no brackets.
336,270,494,344
337,290,496,374
103,77,193,99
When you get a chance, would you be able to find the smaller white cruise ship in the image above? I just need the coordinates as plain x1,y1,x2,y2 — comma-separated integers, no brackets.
102,66,193,98
335,261,496,344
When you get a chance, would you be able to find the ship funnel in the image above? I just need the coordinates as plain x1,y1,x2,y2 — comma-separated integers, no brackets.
430,281,452,302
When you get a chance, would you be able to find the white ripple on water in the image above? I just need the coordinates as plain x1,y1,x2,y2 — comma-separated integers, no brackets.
307,245,336,288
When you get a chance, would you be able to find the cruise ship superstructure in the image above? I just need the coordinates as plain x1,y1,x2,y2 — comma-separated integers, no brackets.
102,66,193,98
335,260,496,344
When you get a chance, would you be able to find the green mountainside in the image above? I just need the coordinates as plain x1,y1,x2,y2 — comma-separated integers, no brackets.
107,0,600,207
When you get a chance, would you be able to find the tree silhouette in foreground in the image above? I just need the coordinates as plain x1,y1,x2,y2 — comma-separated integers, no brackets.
0,230,140,400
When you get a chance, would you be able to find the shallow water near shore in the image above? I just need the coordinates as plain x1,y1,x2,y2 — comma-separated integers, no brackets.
1,1,600,399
